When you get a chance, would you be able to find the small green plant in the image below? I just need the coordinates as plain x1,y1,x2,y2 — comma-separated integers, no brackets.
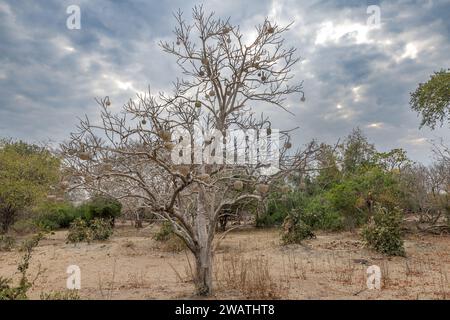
281,214,315,245
153,221,174,241
90,218,113,241
82,195,122,226
153,221,186,252
67,218,92,243
66,218,113,243
0,233,43,300
0,235,15,252
40,290,80,300
34,202,82,230
361,204,405,256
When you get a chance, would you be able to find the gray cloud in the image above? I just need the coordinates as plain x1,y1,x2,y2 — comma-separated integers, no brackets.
0,0,449,163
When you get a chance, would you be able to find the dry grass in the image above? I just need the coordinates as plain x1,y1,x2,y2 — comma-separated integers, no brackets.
215,252,289,299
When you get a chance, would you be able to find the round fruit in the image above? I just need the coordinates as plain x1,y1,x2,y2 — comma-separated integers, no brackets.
285,142,292,149
141,119,147,125
234,180,244,191
256,184,269,194
195,101,202,108
78,152,92,161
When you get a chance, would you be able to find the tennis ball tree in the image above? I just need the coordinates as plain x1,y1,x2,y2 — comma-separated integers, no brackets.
62,6,315,295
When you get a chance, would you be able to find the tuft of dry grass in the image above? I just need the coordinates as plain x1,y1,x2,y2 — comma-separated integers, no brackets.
215,252,289,299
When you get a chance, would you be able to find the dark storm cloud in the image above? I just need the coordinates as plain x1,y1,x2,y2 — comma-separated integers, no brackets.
0,0,448,163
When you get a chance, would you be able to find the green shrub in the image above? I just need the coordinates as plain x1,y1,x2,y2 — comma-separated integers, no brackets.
0,235,15,252
281,214,315,245
34,202,83,230
90,218,113,241
153,221,174,241
11,219,39,235
82,195,122,225
66,218,113,244
67,218,93,243
40,290,80,300
361,204,405,256
257,191,306,227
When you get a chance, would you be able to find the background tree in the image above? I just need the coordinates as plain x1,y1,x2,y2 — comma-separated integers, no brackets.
410,69,450,129
0,139,60,233
62,6,313,295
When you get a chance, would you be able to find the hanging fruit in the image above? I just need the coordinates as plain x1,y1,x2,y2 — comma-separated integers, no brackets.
301,94,306,102
141,119,147,125
234,180,244,191
285,142,292,149
201,57,209,65
78,151,92,161
164,142,175,151
195,100,202,108
256,183,269,194
105,97,111,106
199,70,205,77
209,90,215,97
261,75,267,82
266,127,272,135
158,130,172,142
266,24,275,34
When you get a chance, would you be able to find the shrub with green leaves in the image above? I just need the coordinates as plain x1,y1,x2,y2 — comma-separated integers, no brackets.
281,214,316,245
34,201,82,230
362,204,405,256
153,221,174,241
66,218,113,243
90,218,113,241
82,195,122,226
66,218,93,243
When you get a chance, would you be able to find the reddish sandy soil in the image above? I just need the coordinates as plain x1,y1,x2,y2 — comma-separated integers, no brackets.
0,223,449,300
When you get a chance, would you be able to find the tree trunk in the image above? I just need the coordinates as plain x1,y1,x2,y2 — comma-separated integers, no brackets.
194,244,213,296
192,187,214,296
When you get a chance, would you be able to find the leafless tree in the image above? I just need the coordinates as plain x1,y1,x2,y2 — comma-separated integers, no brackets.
61,6,314,295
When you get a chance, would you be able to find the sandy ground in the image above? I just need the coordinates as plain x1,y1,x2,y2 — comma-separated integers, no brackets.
0,223,449,300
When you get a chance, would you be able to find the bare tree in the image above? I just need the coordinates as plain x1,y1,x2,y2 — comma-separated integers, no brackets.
61,6,313,295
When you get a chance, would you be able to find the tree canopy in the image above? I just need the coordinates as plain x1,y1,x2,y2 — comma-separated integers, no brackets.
0,139,60,233
410,69,450,129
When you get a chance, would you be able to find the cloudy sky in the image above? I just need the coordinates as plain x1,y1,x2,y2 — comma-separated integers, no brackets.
0,0,449,164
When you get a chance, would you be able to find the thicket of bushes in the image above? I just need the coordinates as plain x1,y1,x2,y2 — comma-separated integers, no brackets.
66,218,113,243
34,195,122,231
259,129,422,255
362,205,405,256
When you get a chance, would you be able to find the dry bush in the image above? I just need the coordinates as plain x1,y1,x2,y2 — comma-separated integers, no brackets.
326,254,359,285
284,252,307,280
215,253,288,299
